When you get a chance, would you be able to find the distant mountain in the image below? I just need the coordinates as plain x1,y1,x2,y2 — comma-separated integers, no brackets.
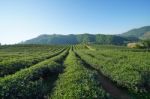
22,26,150,45
120,26,150,40
22,34,128,45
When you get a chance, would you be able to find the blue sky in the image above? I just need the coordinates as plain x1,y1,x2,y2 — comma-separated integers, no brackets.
0,0,150,44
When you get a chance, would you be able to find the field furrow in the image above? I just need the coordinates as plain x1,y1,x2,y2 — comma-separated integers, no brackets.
0,44,149,98
0,49,69,98
74,51,131,99
50,49,110,99
75,45,150,98
0,48,66,77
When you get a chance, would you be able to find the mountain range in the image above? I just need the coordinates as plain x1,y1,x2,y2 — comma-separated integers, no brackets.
22,26,150,45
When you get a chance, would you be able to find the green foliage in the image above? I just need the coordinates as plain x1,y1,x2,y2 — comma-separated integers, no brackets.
0,61,60,98
75,45,150,98
0,45,66,77
0,48,69,98
0,44,150,98
141,40,150,48
50,51,110,98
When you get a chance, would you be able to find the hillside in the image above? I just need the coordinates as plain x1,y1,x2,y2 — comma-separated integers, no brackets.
121,26,150,40
22,34,128,45
140,31,150,40
22,26,150,45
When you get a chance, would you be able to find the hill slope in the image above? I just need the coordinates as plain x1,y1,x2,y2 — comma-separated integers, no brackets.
121,26,150,40
22,26,150,45
22,34,128,45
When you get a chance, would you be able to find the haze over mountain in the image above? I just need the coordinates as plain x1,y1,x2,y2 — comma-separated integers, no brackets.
21,26,150,45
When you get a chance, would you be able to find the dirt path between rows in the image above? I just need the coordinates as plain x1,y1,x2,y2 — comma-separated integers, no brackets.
75,52,131,99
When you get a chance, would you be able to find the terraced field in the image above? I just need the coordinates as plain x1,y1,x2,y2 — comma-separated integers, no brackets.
0,44,149,99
